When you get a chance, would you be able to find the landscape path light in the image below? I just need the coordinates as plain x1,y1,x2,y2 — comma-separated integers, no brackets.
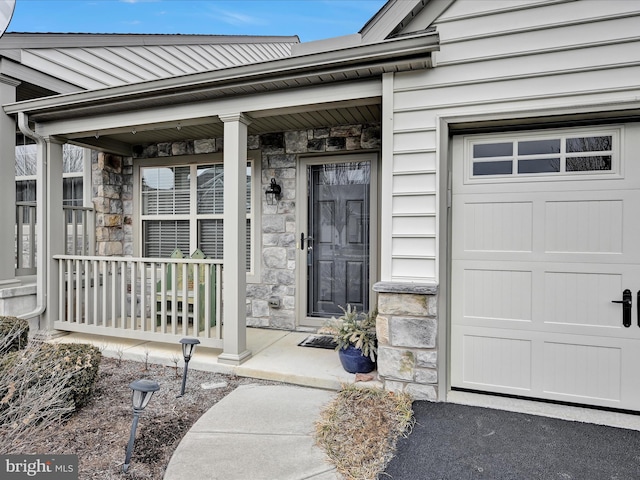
178,337,200,397
122,378,160,473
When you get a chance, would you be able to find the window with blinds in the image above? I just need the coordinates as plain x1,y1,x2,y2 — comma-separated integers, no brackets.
140,162,253,271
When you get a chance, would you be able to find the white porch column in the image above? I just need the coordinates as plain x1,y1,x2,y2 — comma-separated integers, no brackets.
218,113,252,365
0,76,20,286
41,137,64,330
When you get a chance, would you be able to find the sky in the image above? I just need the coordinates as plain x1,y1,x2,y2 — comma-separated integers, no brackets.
6,0,388,42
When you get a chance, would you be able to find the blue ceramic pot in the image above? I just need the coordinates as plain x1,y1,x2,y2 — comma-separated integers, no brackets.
338,344,376,374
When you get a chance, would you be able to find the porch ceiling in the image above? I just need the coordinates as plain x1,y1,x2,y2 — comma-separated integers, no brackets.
69,101,382,153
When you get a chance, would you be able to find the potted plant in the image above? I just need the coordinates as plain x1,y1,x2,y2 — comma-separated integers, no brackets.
321,305,377,374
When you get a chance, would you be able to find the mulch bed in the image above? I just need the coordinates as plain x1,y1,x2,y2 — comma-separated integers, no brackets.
6,356,279,479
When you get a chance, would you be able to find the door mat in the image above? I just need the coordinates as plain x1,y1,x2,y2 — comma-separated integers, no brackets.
298,335,338,350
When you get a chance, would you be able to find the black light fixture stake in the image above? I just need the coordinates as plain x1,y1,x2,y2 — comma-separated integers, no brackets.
178,337,200,397
123,379,160,473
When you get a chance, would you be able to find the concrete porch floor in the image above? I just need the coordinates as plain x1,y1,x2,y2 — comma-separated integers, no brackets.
50,327,369,390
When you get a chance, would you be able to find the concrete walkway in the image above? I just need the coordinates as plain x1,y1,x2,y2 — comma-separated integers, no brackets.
163,384,339,480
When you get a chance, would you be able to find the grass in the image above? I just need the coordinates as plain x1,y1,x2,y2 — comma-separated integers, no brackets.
315,384,414,480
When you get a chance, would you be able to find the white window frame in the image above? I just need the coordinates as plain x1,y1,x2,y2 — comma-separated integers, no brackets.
15,144,86,204
133,152,261,282
464,125,623,185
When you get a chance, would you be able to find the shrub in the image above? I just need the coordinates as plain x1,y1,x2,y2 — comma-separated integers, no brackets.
0,316,29,354
0,341,77,452
37,343,102,410
0,342,102,432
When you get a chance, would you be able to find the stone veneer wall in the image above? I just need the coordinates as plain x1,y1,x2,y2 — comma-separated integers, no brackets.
125,123,380,330
92,151,133,256
374,281,439,401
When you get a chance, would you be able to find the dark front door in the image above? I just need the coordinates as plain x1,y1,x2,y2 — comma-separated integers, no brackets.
306,161,370,317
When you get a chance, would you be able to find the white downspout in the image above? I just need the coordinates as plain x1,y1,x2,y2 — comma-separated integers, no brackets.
17,112,47,321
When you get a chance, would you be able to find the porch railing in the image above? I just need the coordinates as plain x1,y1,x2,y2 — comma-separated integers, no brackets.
16,202,36,276
16,203,95,276
53,255,224,348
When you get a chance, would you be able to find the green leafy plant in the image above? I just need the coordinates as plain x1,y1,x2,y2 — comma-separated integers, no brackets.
321,305,378,361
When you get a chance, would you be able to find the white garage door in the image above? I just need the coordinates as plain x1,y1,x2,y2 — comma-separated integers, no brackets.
451,123,640,411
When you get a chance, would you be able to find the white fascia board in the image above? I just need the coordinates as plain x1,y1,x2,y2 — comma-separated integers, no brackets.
35,80,382,138
361,0,425,43
4,31,438,118
292,34,362,56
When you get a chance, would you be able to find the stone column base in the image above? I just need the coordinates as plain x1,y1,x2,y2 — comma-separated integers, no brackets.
373,281,439,401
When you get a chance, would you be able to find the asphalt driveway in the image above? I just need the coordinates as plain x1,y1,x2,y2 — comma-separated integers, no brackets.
384,401,640,480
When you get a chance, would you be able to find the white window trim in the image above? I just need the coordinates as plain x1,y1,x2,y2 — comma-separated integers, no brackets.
133,152,261,283
464,125,623,185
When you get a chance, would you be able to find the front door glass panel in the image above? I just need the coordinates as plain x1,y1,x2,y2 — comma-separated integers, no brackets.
307,162,370,317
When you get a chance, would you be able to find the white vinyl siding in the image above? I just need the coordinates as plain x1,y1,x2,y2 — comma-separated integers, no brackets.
140,161,253,271
382,0,640,283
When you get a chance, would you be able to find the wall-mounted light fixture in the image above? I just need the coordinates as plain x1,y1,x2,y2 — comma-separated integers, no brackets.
265,178,282,205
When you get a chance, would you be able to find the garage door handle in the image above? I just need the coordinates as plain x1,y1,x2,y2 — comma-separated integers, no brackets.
612,289,632,328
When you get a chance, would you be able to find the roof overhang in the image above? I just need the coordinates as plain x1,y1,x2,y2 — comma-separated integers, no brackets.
5,29,438,122
5,30,438,155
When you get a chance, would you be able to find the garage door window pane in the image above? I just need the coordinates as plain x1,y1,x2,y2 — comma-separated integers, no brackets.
567,156,612,172
473,143,513,158
566,136,612,153
473,161,512,176
518,139,560,155
518,158,560,174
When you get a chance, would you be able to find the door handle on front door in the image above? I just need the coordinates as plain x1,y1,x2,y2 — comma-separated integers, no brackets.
300,233,313,251
612,289,632,327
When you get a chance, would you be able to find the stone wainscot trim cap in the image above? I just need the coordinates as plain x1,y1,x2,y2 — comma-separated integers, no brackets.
373,281,438,295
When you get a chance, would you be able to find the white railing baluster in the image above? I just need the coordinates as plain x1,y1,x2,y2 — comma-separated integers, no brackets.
120,261,127,330
58,258,65,322
181,262,188,336
129,261,136,331
111,260,117,327
139,261,146,332
193,263,200,336
215,264,222,339
170,264,177,336
75,259,82,324
92,260,99,326
83,259,90,325
159,263,167,334
204,263,211,339
66,259,74,324
149,262,157,333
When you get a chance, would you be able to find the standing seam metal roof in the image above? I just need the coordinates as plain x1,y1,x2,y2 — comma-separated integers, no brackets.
0,33,299,90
